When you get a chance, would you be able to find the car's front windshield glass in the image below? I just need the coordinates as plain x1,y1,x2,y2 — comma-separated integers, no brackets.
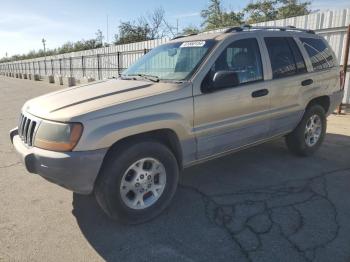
122,40,216,81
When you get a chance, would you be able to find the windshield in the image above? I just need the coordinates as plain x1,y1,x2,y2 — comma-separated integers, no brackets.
122,40,216,81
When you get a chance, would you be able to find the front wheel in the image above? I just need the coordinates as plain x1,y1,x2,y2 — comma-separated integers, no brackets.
94,140,179,224
285,104,327,156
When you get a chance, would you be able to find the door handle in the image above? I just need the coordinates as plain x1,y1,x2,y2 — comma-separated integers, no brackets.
301,79,313,86
252,89,269,98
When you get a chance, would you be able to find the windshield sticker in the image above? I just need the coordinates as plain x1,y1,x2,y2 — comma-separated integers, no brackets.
180,41,206,48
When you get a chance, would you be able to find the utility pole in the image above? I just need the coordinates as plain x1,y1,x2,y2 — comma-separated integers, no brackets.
42,38,46,54
337,24,350,114
42,38,47,75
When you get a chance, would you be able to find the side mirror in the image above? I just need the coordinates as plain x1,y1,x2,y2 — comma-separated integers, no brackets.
212,71,239,90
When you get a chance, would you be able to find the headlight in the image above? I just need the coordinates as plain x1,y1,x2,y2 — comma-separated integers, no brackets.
34,121,83,152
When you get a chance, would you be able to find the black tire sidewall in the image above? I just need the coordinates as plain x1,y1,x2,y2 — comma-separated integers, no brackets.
286,104,326,156
95,141,179,224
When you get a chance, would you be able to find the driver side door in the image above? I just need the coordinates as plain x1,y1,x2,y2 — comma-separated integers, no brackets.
193,37,271,159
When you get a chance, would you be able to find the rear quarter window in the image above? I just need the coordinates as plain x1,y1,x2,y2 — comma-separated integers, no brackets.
300,38,336,71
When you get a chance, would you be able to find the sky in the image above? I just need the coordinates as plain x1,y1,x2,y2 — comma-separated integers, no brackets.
0,0,349,58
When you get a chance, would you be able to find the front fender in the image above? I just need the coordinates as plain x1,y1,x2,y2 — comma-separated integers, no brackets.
75,112,197,165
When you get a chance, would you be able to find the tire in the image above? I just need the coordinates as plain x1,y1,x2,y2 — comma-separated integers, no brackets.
94,140,179,224
285,104,327,156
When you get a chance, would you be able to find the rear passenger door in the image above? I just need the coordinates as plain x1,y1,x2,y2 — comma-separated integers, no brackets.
261,35,309,136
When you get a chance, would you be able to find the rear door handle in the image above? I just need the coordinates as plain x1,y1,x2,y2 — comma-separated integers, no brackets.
252,89,269,98
301,79,313,86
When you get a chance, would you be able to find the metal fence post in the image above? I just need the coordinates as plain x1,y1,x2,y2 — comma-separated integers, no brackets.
59,59,62,75
117,51,121,76
97,54,101,80
69,57,73,77
82,56,85,77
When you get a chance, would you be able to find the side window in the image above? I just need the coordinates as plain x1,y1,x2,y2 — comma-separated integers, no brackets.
287,38,307,74
265,37,306,79
213,38,263,85
300,37,335,71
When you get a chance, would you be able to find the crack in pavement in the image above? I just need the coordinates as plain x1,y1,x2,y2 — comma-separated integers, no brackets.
0,162,21,169
179,167,350,262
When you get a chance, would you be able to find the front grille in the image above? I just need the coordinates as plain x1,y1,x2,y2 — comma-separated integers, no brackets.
18,114,37,146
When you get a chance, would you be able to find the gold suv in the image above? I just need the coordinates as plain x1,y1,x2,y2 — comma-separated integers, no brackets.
10,26,344,224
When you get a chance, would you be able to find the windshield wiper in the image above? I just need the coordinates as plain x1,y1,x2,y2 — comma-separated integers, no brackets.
125,74,160,82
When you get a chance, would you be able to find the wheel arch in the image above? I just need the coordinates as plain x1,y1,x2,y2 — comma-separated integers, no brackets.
100,128,184,172
306,96,330,114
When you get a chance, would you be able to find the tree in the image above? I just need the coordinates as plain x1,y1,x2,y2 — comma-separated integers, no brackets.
58,42,74,53
181,26,201,35
201,0,244,30
114,7,172,44
95,29,104,47
147,7,168,39
244,0,278,23
244,0,311,24
277,0,311,19
114,20,151,44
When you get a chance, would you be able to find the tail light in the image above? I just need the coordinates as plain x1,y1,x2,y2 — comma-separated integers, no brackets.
340,70,345,90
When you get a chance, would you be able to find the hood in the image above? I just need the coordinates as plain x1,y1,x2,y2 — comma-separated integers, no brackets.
23,79,182,121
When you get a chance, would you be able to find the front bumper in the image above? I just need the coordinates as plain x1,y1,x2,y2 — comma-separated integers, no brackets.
10,128,107,194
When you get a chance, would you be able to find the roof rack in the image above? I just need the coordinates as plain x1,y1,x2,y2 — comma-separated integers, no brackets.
224,25,315,34
172,33,198,40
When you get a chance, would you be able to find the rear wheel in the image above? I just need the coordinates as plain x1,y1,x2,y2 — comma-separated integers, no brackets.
94,140,179,224
285,104,326,156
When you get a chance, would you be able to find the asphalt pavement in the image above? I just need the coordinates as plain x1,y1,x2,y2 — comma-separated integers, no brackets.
1,76,350,262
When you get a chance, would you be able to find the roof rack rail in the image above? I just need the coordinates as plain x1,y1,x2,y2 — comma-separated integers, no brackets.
224,26,244,33
224,25,315,34
172,33,198,40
